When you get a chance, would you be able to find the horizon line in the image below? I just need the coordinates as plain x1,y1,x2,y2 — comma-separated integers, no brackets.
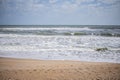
0,24,120,26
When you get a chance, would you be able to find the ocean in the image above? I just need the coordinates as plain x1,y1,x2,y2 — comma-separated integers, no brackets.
0,25,120,63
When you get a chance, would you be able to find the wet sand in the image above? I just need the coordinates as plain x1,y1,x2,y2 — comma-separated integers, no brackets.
0,57,120,80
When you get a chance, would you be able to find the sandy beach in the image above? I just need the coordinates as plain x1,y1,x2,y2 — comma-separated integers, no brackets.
0,57,120,80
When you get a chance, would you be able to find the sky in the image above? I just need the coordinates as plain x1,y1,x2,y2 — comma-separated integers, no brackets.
0,0,120,25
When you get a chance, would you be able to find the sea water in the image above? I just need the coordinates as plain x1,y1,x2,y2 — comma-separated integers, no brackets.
0,25,120,63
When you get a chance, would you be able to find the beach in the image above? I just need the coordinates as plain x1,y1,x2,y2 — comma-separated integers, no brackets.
0,26,120,80
0,57,120,80
0,0,120,79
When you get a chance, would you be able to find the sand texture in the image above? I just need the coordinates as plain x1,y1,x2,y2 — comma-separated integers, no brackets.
0,57,120,80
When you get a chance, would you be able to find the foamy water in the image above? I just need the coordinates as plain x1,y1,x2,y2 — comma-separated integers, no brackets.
0,26,120,63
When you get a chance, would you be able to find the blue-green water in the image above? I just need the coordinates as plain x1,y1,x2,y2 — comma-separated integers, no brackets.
0,25,120,63
0,25,120,36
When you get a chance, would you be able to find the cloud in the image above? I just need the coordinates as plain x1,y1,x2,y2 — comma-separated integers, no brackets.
75,0,94,4
98,0,119,4
49,0,58,4
61,1,78,11
0,0,120,16
0,0,120,25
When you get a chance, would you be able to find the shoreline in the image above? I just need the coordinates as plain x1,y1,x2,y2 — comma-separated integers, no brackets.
0,57,120,80
0,57,120,64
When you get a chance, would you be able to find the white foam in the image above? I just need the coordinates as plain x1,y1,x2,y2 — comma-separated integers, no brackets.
0,33,120,63
0,45,95,51
0,27,94,31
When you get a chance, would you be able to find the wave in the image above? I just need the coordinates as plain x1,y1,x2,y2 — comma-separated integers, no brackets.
0,27,120,37
0,27,94,31
0,32,120,63
1,45,120,52
0,32,120,37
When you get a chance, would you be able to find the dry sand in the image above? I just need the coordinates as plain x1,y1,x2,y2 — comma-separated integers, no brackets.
0,57,120,80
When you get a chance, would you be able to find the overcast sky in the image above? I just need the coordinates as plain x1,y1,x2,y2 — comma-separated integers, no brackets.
0,0,120,25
